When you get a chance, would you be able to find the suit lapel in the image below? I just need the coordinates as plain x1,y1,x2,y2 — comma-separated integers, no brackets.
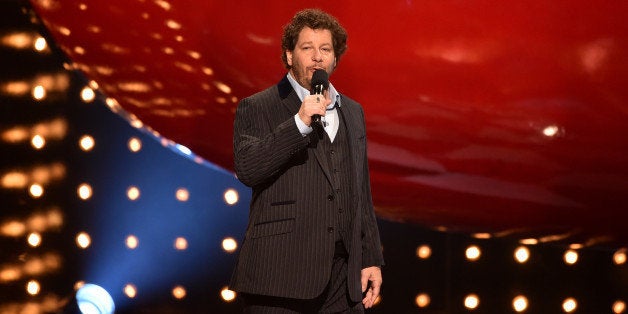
278,75,301,115
312,132,334,188
337,97,359,168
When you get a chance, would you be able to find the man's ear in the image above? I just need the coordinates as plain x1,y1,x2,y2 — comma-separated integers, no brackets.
286,51,293,67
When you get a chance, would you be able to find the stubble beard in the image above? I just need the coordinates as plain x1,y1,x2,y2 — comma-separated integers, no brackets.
290,66,311,91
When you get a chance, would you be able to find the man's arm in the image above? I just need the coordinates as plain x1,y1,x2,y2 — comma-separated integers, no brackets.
358,106,384,268
356,105,384,308
233,96,310,187
361,266,382,308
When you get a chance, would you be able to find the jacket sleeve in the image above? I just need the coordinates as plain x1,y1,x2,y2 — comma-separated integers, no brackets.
233,96,310,187
359,109,385,268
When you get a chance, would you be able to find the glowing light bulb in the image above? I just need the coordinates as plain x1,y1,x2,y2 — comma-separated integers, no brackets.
128,137,142,152
176,188,189,202
514,246,530,263
464,294,480,310
34,37,47,51
520,238,538,245
415,293,430,308
513,295,528,312
416,245,432,259
472,233,491,239
31,135,45,149
74,281,85,290
32,85,46,100
222,237,238,253
123,284,137,298
172,286,186,299
220,287,236,302
125,235,139,249
27,232,42,247
562,297,577,313
81,86,96,102
127,186,140,200
614,249,627,265
175,144,192,155
613,300,626,313
77,183,93,200
29,184,44,198
76,232,91,249
76,283,115,314
543,125,559,137
224,188,239,205
465,245,481,261
26,280,41,295
564,250,579,265
0,267,20,282
79,135,95,151
174,237,188,250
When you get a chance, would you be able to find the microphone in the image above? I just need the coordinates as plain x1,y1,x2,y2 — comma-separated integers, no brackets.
310,69,329,126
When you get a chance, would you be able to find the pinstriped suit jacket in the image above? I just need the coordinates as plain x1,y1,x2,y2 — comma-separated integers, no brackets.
230,75,384,302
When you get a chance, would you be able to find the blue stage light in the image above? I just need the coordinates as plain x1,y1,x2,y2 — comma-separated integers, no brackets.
76,284,115,314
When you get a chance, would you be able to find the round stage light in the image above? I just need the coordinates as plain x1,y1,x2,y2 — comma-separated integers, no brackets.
75,283,115,314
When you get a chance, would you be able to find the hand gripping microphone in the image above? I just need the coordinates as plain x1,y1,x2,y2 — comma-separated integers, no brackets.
310,69,329,126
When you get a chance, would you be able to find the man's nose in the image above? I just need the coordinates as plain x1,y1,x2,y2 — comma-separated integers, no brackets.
312,49,323,61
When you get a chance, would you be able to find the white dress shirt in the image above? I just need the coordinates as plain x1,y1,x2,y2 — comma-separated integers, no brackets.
287,72,341,142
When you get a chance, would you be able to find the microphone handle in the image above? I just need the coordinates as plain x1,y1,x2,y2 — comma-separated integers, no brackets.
312,112,323,136
311,84,324,124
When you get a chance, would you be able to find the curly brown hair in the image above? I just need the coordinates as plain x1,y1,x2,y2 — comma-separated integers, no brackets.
281,9,348,69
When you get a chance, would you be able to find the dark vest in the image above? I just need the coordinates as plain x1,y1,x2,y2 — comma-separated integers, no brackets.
318,108,354,245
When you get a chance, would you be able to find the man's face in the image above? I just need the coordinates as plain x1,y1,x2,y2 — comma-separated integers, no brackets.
286,27,336,90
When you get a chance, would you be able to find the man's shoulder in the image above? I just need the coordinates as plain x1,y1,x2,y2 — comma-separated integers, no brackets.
244,85,279,102
340,94,359,105
242,75,291,104
339,94,363,112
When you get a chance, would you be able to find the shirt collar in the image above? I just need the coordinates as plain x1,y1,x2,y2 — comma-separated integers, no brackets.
287,72,341,109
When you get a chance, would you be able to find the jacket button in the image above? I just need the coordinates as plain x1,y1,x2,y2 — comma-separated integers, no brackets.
327,227,334,233
327,194,334,201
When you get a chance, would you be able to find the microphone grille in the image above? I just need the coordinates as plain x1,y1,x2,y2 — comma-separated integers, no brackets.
311,69,329,88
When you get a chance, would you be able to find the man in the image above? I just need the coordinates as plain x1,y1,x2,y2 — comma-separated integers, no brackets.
230,8,384,313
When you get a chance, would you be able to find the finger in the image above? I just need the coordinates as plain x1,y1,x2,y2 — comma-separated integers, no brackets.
361,275,368,292
362,288,373,305
324,92,332,102
369,290,378,308
370,283,381,304
323,89,331,100
371,275,382,289
364,288,376,308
